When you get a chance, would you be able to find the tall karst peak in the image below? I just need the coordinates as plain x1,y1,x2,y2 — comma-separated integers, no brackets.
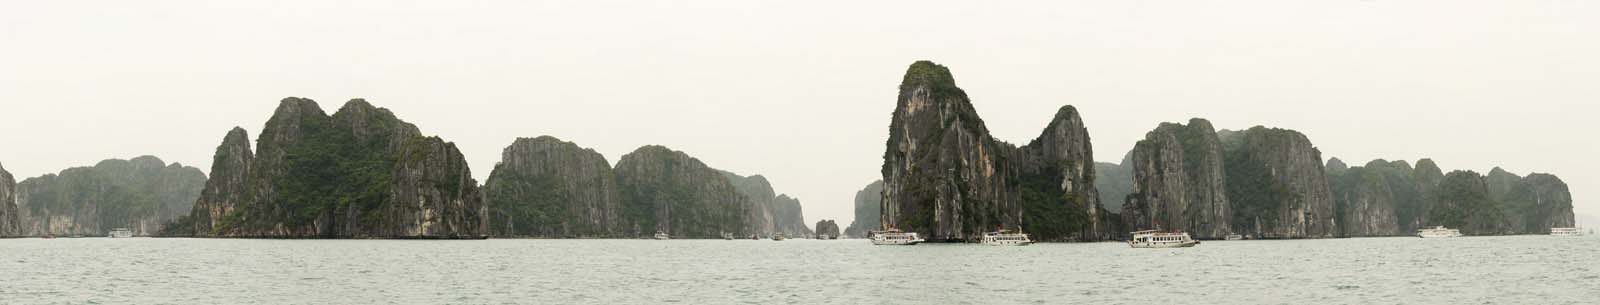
881,61,1111,241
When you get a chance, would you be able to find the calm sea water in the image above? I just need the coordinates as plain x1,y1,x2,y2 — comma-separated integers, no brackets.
2,236,1597,304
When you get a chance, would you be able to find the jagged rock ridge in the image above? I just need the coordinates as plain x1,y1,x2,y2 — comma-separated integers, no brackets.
181,98,485,238
880,61,1112,242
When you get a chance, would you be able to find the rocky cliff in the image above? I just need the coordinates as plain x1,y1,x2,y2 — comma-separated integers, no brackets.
483,136,623,237
1484,167,1521,202
722,172,811,237
843,180,883,238
772,194,811,237
1093,156,1133,213
0,162,18,236
181,98,484,238
814,219,840,239
1322,158,1573,237
880,61,1111,242
1121,119,1231,239
723,172,778,235
14,156,205,236
1499,173,1575,233
1219,126,1335,238
1430,170,1506,235
1327,159,1416,237
1410,159,1445,231
614,146,749,238
183,128,254,236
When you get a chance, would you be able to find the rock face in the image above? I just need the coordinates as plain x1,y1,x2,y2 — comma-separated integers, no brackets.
842,180,883,238
14,156,205,236
614,146,750,238
1484,167,1521,201
1219,126,1335,238
184,128,254,236
814,219,840,239
1475,168,1575,234
1323,159,1573,237
1327,159,1415,237
483,136,622,237
1409,159,1445,230
1121,119,1231,239
480,137,800,239
0,162,18,236
182,98,485,238
1431,170,1505,235
723,172,777,235
880,61,1112,242
1093,157,1133,213
1500,173,1575,233
723,172,812,237
771,195,811,237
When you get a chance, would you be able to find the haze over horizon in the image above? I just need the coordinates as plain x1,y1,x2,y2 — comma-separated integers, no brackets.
3,1,1596,229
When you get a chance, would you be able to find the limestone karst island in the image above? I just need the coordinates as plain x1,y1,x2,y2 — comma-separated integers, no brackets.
0,61,1575,243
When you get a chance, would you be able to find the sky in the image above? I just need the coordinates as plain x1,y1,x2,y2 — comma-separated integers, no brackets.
2,1,1597,229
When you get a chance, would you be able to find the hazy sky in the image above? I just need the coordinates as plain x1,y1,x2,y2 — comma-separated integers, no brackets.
3,1,1597,228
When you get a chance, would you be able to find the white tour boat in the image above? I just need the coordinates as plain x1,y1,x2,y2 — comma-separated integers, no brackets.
772,232,788,241
1550,227,1583,236
869,229,924,246
980,229,1033,246
652,231,670,240
1128,230,1199,248
108,228,134,238
1224,234,1244,241
1416,226,1462,238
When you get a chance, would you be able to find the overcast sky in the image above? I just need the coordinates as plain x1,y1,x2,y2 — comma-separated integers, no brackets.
3,1,1596,228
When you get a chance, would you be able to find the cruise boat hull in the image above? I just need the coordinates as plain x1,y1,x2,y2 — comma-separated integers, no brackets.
980,231,1033,246
1127,230,1199,248
1129,241,1199,248
108,228,134,238
1416,226,1463,238
1549,228,1583,236
869,230,924,245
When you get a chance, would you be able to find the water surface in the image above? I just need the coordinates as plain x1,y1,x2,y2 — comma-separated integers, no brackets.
2,236,1596,304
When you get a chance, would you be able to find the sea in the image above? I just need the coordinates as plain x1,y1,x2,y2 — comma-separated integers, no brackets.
2,235,1596,304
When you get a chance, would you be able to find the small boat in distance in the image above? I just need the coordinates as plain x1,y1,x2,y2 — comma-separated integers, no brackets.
772,232,788,241
652,231,670,240
721,232,735,240
1128,230,1199,248
816,233,836,240
980,229,1032,246
1416,226,1462,238
1224,234,1244,241
869,229,924,246
1550,227,1583,236
108,228,134,238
